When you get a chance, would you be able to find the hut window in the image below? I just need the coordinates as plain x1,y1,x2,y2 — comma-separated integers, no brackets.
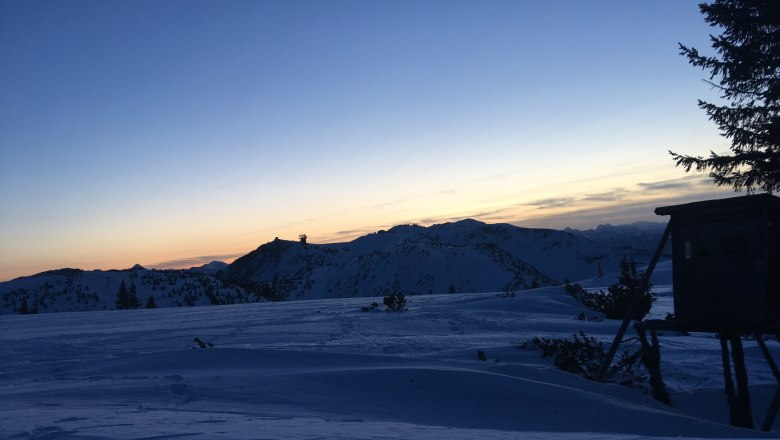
685,238,711,259
720,235,749,256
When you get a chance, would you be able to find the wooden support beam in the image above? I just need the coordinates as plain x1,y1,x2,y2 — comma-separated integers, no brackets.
636,323,671,405
597,221,671,382
721,334,754,429
730,335,754,429
721,336,739,427
762,388,780,432
755,334,780,432
755,334,780,381
649,328,671,405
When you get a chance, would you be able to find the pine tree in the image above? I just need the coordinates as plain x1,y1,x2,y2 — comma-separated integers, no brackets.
605,257,654,320
572,257,654,320
128,282,140,309
115,280,129,310
18,296,29,314
145,295,157,308
671,0,780,193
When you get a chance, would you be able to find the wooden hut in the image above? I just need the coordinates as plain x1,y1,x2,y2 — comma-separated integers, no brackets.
655,194,780,329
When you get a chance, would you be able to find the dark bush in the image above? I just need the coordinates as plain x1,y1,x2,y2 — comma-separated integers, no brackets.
531,332,646,387
360,302,380,312
567,257,654,320
383,292,407,312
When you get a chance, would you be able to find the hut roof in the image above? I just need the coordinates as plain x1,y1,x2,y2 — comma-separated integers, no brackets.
655,193,780,217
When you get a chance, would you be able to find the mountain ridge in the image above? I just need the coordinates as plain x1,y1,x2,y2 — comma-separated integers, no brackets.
0,219,668,314
222,218,665,300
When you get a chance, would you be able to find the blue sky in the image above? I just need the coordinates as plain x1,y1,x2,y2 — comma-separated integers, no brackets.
1,0,735,280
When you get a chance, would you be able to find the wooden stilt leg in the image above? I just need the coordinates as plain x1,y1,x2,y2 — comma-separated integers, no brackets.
762,388,780,432
755,334,780,432
755,334,780,381
721,335,739,427
637,323,671,405
649,328,671,405
731,335,754,429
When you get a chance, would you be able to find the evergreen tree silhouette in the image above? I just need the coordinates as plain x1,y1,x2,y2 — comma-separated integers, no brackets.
18,296,29,314
671,0,780,193
115,280,129,309
128,282,140,309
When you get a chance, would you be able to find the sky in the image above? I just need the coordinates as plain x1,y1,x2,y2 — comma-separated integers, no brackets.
0,0,738,281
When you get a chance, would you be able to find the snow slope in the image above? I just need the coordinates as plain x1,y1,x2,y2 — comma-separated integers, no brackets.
2,284,778,439
0,266,257,315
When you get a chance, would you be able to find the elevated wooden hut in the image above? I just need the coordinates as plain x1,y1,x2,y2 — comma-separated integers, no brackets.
655,194,780,329
601,194,780,430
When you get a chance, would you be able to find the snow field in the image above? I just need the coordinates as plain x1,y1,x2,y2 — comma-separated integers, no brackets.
1,284,778,439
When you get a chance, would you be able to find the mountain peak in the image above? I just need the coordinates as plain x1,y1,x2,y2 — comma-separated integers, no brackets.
452,218,485,227
189,260,228,275
387,223,425,233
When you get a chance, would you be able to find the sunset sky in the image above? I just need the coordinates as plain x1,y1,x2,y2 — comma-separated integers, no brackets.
0,0,737,281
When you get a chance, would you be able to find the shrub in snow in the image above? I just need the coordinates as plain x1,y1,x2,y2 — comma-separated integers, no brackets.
383,292,407,312
564,282,586,297
530,332,646,387
497,288,516,298
576,311,603,322
360,302,380,312
193,337,214,348
566,257,654,320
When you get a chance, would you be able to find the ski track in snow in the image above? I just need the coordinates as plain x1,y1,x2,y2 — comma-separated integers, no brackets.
1,285,779,439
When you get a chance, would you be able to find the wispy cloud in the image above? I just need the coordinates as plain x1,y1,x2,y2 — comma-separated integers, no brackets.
519,176,719,215
297,176,733,245
582,188,631,202
318,225,392,243
517,181,736,230
6,213,83,222
524,197,576,209
402,176,735,232
516,200,664,230
436,188,457,196
148,253,247,270
334,227,376,236
638,176,711,192
369,198,410,209
464,169,519,185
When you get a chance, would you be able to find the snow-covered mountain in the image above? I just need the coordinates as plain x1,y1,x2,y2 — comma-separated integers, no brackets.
224,219,668,300
0,266,258,315
566,221,669,254
188,260,229,276
0,219,668,314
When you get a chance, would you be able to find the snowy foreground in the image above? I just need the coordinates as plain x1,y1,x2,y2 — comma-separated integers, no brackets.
2,280,780,439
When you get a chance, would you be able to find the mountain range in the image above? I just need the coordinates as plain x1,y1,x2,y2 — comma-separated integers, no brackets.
0,219,668,314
